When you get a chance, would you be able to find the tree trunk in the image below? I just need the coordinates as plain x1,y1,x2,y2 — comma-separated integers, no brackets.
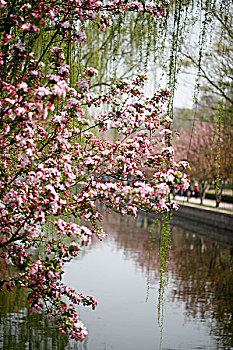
199,181,210,205
215,179,226,207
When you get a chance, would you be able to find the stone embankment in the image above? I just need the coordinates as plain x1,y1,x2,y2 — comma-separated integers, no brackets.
175,200,233,231
140,196,233,244
171,196,233,244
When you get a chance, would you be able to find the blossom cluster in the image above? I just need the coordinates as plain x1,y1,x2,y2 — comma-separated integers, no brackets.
0,0,189,342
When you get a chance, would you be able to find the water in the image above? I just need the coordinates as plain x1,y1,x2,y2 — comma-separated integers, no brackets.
0,211,232,349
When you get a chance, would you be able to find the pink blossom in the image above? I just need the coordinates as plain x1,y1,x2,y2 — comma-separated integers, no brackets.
0,0,7,8
61,21,71,29
21,23,31,30
0,1,187,343
36,87,51,97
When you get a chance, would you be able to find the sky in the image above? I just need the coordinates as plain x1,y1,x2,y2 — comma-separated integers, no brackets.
173,71,196,109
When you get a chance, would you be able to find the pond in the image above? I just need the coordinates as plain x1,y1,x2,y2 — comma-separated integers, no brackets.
0,211,232,350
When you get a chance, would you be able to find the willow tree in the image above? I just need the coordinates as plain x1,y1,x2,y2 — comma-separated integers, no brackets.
176,0,233,203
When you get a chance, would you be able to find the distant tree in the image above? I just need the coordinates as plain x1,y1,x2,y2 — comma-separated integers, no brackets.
173,2,233,206
174,120,233,206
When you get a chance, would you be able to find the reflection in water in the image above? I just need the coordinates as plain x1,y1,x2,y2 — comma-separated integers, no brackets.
169,228,233,349
157,213,172,350
0,287,74,350
0,211,233,349
146,213,172,349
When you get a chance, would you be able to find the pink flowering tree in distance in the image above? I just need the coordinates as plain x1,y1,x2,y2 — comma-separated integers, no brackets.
0,0,189,341
173,120,232,206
